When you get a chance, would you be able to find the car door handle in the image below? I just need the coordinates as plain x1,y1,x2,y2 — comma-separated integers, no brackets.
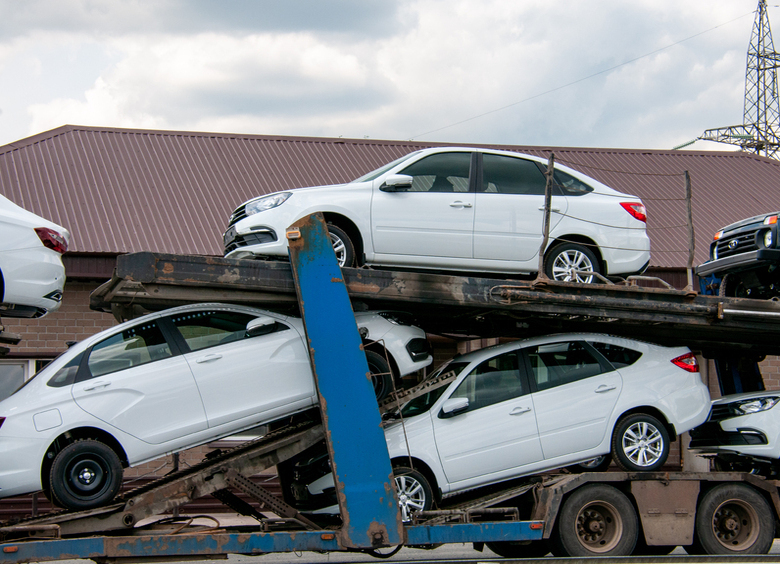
510,406,532,415
595,385,617,393
538,206,561,212
82,381,110,391
196,353,223,364
450,201,473,208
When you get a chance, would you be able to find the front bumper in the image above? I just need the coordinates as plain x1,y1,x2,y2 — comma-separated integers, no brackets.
696,249,780,277
689,421,768,448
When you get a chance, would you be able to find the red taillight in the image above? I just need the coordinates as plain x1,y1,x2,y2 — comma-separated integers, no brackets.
620,202,647,223
672,352,699,373
35,227,68,254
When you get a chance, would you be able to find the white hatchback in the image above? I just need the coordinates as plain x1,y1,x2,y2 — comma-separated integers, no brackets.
0,194,69,317
224,148,650,282
287,334,711,522
0,303,431,510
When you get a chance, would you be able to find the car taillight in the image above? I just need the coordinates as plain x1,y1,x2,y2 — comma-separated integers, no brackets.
672,352,699,373
620,202,647,223
35,227,68,254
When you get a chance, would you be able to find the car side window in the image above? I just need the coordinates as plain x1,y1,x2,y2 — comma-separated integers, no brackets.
589,341,642,368
170,310,286,352
47,353,85,388
481,154,548,195
526,341,605,392
87,322,172,378
449,351,525,412
554,169,594,196
399,152,471,193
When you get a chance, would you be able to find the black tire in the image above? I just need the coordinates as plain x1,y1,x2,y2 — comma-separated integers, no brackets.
718,273,748,298
611,413,669,472
694,484,774,554
544,242,601,283
567,454,612,473
327,224,355,267
550,484,638,557
393,466,433,523
49,439,123,511
486,540,550,558
365,349,393,401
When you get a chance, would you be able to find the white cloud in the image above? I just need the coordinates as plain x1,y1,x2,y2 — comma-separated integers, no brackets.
1,0,766,152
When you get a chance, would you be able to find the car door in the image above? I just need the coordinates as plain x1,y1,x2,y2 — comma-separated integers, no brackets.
523,340,622,460
169,309,315,429
431,349,543,485
473,153,568,264
71,319,209,445
370,151,476,262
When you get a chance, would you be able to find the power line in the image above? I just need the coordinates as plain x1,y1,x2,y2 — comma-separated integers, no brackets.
409,11,753,141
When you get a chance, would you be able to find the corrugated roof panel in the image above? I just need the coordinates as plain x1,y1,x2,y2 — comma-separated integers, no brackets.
2,125,780,268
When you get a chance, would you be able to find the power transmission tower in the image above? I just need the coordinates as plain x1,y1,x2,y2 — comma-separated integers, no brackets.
699,0,780,158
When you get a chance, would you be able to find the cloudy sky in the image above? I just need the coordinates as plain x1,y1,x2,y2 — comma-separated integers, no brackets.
0,0,765,151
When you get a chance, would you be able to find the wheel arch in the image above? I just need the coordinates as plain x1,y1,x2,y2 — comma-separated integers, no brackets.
546,235,605,272
322,212,364,265
42,427,129,491
615,406,676,439
390,456,442,503
362,341,400,380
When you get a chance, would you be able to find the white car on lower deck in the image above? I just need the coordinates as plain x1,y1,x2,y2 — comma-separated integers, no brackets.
0,303,431,511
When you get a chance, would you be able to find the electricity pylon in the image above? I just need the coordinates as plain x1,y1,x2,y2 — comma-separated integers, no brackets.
699,0,780,158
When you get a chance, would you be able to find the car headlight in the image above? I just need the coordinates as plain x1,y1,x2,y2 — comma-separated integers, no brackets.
764,229,773,248
734,397,780,414
245,193,291,216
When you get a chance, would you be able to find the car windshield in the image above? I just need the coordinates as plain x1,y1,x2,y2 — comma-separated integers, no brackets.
399,361,470,418
352,151,422,183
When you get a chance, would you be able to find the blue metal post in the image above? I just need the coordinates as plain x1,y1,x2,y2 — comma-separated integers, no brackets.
286,213,403,549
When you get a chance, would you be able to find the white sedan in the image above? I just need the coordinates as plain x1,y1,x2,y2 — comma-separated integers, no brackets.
224,147,650,282
0,303,431,510
295,333,710,522
0,194,69,318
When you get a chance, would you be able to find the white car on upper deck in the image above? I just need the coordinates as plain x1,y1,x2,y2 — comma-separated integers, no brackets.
224,147,650,282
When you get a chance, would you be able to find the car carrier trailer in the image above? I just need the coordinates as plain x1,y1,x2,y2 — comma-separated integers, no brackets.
4,213,780,562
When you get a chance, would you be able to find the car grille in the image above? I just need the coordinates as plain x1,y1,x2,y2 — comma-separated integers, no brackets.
714,232,757,259
228,204,248,228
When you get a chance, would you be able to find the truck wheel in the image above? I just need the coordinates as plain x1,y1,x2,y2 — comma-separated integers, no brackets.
550,484,638,556
611,413,669,472
486,540,550,558
50,439,123,511
544,243,600,283
365,350,393,401
393,466,432,523
327,224,355,268
695,484,774,554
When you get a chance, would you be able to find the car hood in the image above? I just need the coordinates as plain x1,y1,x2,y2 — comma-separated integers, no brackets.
712,390,780,405
718,212,780,234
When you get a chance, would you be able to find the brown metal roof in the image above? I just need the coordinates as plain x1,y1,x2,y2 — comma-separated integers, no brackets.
1,124,778,269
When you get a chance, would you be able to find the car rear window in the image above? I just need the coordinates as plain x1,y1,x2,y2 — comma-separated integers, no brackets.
589,342,642,368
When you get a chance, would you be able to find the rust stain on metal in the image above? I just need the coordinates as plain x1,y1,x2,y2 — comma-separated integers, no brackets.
162,262,174,274
347,280,382,293
332,277,343,283
368,521,389,547
216,268,243,283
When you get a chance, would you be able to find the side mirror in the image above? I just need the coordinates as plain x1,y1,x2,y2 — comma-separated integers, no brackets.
246,316,277,337
379,174,413,192
439,397,469,418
